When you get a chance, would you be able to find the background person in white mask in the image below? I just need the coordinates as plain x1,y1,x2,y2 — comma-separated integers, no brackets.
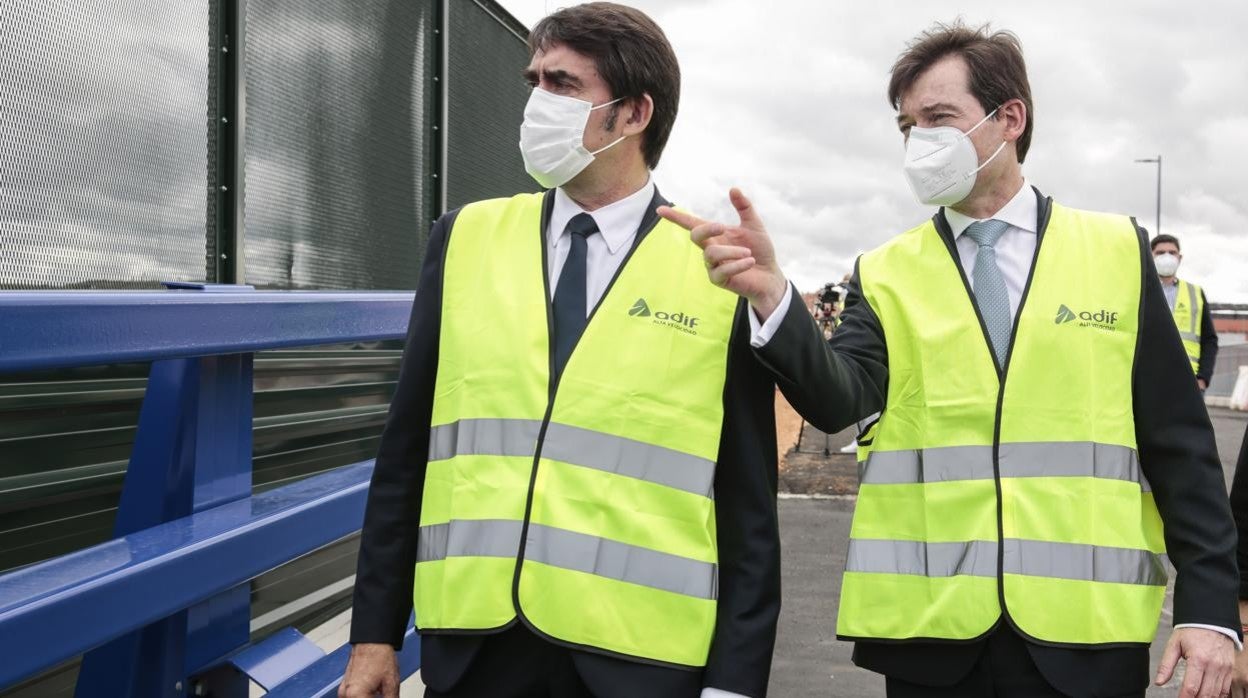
661,20,1239,698
1152,233,1218,392
341,3,781,697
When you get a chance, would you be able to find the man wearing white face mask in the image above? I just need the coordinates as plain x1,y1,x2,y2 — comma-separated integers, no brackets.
661,20,1239,698
341,4,781,698
1151,234,1218,392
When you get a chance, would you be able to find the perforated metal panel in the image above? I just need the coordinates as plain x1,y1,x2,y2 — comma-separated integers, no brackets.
446,0,538,210
242,1,434,290
0,1,211,289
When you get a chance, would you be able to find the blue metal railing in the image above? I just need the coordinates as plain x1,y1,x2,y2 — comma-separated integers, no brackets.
0,285,419,695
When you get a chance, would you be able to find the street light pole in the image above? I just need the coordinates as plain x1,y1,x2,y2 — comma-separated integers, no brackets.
1135,155,1162,235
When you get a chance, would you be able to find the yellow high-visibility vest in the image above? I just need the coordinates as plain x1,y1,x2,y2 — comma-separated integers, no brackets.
838,202,1165,647
414,193,738,667
1171,278,1204,373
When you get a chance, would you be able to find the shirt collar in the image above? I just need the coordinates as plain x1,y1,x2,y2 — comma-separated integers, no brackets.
946,179,1038,239
549,177,655,255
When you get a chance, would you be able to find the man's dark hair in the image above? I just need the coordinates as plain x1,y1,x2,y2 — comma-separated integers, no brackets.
888,21,1035,163
529,2,680,169
1150,233,1181,251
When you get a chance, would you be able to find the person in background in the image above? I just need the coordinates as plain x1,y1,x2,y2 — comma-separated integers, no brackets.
340,4,780,697
660,21,1239,698
1152,233,1218,391
816,281,845,341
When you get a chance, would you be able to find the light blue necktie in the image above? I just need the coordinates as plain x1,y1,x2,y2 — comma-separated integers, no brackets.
963,219,1012,365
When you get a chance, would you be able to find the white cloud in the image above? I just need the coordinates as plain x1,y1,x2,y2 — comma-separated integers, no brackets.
501,0,1248,300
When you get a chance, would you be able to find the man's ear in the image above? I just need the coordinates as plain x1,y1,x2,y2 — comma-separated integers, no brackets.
1000,98,1027,143
622,93,654,137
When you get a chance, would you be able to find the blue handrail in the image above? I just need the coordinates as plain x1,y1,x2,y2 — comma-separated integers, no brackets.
0,289,414,373
0,287,417,696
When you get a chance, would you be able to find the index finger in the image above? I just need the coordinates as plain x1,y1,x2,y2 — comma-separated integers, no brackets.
657,205,709,232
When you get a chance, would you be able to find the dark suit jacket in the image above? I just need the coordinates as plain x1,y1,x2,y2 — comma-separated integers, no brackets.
755,189,1239,697
1196,287,1219,386
1228,417,1248,598
349,189,782,698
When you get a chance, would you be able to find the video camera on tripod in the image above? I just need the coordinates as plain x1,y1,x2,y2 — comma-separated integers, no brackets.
816,282,845,316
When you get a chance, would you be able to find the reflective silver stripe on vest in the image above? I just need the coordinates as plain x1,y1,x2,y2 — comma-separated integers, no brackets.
1185,281,1199,335
541,422,716,498
526,523,718,599
417,520,718,599
860,446,994,485
428,419,541,462
1003,539,1166,586
999,442,1150,492
1179,332,1200,343
428,419,716,498
417,519,524,562
863,443,1150,492
846,539,997,577
847,538,1166,587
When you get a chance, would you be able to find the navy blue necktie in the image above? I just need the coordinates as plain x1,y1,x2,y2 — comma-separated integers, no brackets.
552,213,599,375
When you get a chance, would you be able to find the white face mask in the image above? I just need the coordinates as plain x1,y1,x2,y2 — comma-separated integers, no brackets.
1154,252,1180,277
518,88,626,189
902,107,1008,207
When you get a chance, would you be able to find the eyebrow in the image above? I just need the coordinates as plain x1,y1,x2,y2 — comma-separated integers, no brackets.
896,102,962,126
520,68,583,89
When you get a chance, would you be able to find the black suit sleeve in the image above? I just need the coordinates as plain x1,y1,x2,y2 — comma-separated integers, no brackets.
1232,421,1248,599
349,211,457,647
753,263,889,433
1198,289,1219,385
702,302,783,698
1133,231,1239,635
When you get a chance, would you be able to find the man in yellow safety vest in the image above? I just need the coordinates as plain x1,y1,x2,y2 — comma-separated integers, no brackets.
661,20,1239,698
1151,233,1219,392
341,4,781,698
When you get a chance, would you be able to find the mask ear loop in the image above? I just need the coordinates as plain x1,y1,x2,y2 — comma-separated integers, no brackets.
963,105,1008,179
589,135,627,156
587,96,628,155
965,105,1002,135
969,139,1009,177
589,96,624,111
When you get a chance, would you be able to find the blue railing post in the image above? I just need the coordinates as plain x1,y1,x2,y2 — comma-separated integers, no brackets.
75,347,255,697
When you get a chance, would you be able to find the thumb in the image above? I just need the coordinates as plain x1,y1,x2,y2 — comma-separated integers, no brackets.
729,187,762,228
1155,632,1183,685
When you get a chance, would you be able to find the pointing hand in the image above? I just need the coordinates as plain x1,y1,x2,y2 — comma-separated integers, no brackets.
657,188,790,320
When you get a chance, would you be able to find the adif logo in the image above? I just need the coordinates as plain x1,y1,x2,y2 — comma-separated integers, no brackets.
1056,304,1119,331
630,298,699,334
629,298,652,317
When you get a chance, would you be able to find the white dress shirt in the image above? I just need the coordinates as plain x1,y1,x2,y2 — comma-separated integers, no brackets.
547,179,655,308
1162,279,1179,311
549,180,754,696
750,180,1241,648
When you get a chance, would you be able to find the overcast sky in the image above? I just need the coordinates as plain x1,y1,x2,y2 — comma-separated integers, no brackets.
498,0,1248,301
